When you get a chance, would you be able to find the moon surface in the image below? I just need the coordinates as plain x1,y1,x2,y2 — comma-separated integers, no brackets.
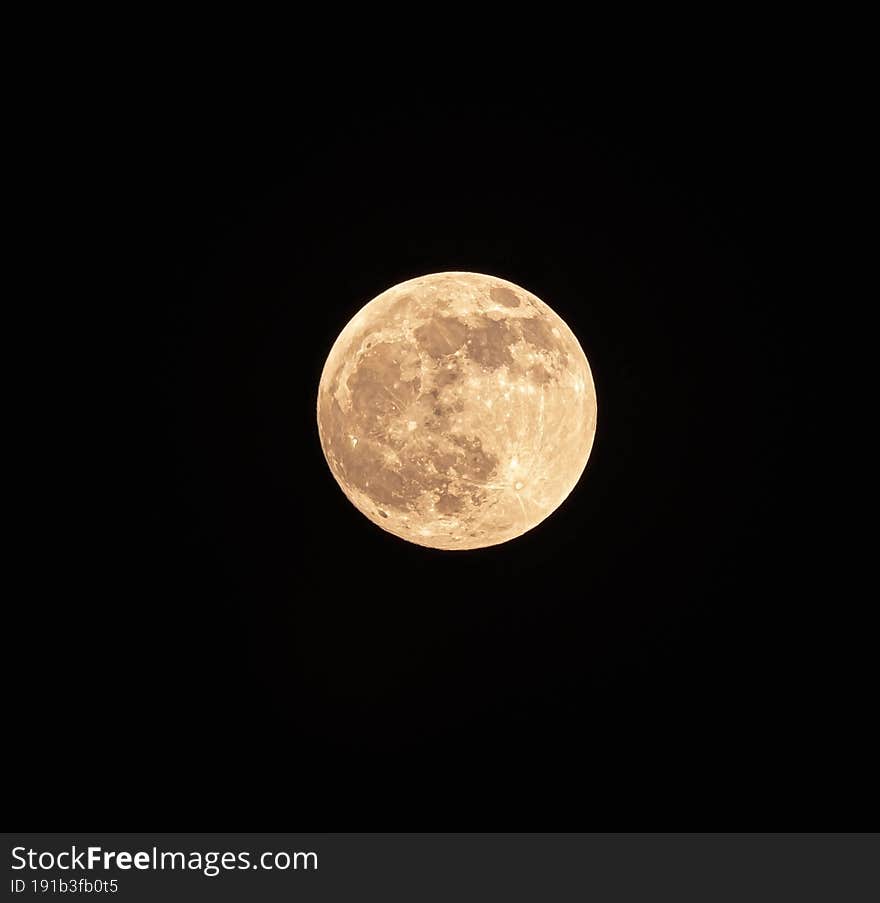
317,272,597,550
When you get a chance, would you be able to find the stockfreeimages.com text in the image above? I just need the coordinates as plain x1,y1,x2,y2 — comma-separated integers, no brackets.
11,846,317,878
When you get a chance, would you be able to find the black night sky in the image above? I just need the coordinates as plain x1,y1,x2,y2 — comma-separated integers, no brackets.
18,77,850,825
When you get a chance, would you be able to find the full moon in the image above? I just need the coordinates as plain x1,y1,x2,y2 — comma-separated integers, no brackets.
317,272,597,550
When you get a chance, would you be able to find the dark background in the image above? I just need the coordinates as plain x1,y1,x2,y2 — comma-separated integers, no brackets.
17,77,852,824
